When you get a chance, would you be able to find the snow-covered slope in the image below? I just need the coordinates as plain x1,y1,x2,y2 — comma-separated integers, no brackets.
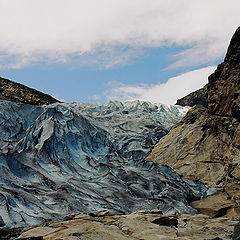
0,100,208,228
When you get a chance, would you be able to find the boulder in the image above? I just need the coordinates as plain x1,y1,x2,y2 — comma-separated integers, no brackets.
17,211,239,240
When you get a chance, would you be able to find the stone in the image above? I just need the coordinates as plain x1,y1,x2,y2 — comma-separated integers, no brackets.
0,227,24,240
146,105,240,188
17,211,239,240
190,192,234,217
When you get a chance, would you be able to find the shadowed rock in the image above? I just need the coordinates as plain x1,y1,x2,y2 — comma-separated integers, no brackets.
176,84,208,107
208,27,240,120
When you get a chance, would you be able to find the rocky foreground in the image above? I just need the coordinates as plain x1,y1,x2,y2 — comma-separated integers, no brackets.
0,211,234,240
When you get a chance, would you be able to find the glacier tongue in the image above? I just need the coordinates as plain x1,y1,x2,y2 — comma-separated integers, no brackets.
0,100,207,228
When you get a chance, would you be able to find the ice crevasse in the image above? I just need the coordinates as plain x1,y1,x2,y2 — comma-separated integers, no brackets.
0,100,210,228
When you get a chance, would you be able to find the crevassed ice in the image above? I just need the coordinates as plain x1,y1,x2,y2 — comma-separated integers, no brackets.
0,99,205,228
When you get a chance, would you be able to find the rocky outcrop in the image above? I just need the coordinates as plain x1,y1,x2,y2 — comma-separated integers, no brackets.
0,77,60,105
208,27,240,120
176,84,208,107
146,26,240,217
16,210,239,240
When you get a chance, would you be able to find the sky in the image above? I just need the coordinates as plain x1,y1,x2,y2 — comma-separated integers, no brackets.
0,0,240,105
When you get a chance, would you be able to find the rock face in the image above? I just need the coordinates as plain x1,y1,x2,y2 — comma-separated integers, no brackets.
146,27,240,217
0,100,209,228
16,211,239,240
0,77,60,105
208,27,240,120
176,84,208,107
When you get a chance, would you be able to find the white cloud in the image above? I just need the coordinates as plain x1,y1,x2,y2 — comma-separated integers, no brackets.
103,66,216,105
88,94,101,102
0,0,239,69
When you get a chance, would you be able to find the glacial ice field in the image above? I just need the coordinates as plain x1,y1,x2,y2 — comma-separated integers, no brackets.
0,99,208,228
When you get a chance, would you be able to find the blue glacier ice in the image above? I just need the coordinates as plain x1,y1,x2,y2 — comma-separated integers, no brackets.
0,99,208,228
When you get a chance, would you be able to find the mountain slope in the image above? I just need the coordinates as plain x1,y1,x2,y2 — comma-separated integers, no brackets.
146,26,240,217
0,77,60,105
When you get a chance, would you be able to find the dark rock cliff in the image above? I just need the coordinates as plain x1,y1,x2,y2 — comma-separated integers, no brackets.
176,84,208,107
0,77,60,105
2,27,240,240
208,27,240,120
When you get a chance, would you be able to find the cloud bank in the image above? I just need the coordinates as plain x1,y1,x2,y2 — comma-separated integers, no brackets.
0,0,239,69
103,66,216,105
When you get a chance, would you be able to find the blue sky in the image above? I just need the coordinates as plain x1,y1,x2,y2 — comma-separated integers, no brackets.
1,47,194,102
0,1,239,104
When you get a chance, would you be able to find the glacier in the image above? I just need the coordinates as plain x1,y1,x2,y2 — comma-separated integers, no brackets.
0,99,208,228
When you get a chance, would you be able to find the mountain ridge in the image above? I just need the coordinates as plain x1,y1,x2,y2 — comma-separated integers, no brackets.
0,76,60,105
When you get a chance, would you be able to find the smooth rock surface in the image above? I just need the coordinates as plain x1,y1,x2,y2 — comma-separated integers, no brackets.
17,211,239,240
190,191,234,218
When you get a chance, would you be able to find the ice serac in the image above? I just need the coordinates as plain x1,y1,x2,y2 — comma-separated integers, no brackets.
0,99,208,228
